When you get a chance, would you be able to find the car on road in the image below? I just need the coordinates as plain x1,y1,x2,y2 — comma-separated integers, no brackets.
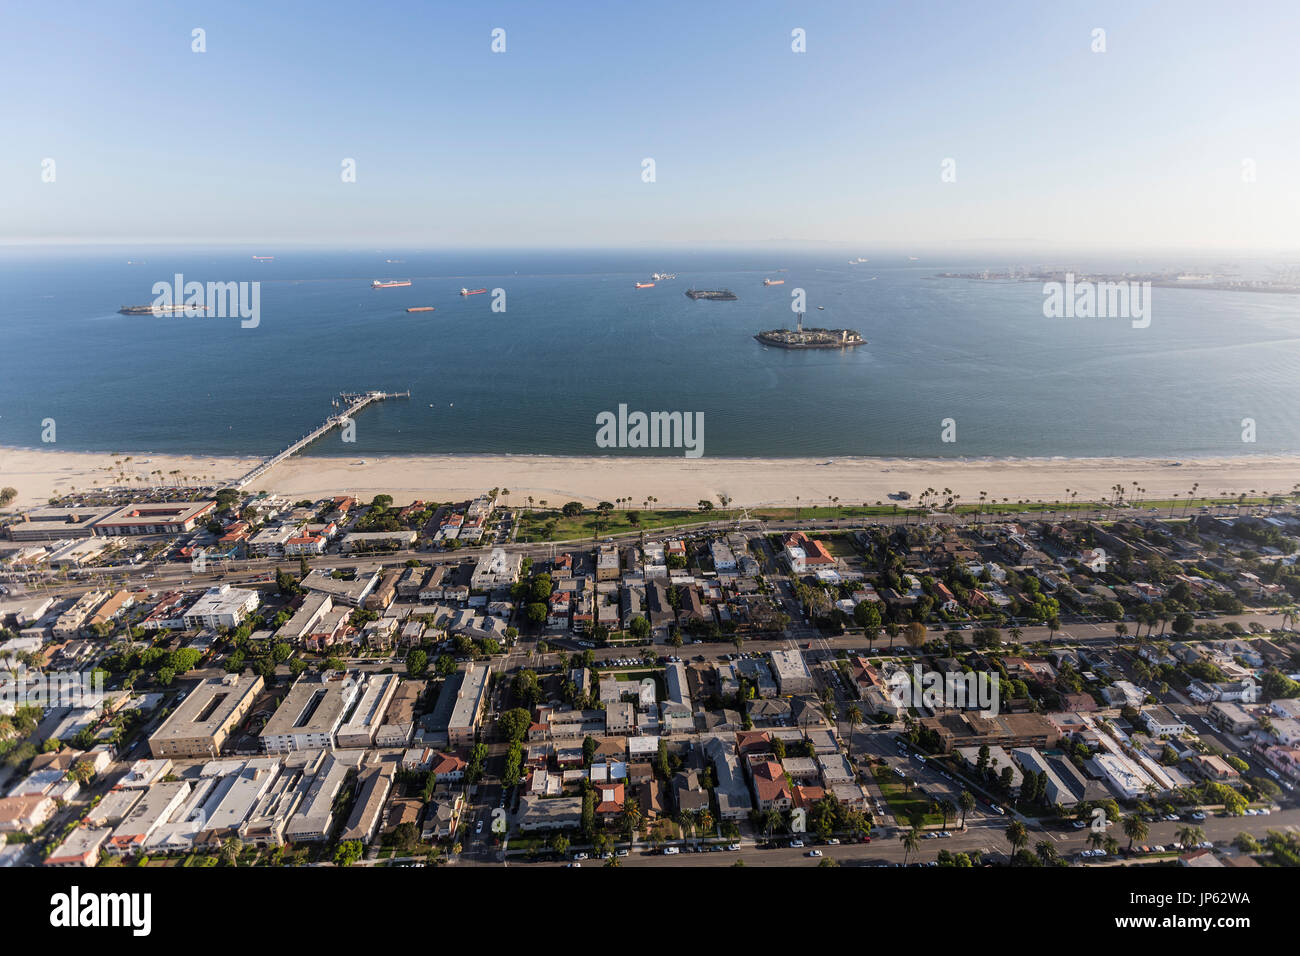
662,846,679,855
789,839,804,848
826,838,840,845
475,820,484,834
573,852,589,860
808,849,822,857
616,848,629,857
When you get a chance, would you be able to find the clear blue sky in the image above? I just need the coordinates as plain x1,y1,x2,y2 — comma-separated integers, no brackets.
4,0,1298,248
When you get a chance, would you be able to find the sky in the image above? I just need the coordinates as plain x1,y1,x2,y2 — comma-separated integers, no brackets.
3,0,1299,250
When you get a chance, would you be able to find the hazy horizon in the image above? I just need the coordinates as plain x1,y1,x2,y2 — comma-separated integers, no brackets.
5,0,1299,249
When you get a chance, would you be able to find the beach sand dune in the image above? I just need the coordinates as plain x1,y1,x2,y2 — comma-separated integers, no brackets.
2,446,1297,511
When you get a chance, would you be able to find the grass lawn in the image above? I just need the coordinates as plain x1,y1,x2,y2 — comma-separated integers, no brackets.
514,496,1280,543
517,508,713,541
873,765,944,828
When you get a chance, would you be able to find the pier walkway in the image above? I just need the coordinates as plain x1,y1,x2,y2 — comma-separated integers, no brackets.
233,390,410,489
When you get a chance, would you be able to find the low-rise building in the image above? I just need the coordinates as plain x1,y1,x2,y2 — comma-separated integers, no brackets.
261,671,361,753
149,673,264,758
182,585,260,630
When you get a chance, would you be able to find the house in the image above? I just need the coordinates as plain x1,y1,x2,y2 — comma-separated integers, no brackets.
1208,701,1256,735
517,795,583,832
1192,754,1240,782
1140,705,1187,738
0,794,56,834
750,759,793,811
672,771,710,814
594,781,625,815
44,826,111,867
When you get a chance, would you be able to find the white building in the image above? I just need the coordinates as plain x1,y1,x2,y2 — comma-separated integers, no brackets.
470,548,523,590
182,585,260,630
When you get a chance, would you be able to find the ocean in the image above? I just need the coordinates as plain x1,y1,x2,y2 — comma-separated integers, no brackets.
1,246,1298,460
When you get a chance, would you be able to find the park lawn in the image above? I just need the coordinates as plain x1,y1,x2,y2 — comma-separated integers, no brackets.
515,496,1280,543
873,766,944,828
517,508,713,541
752,505,915,520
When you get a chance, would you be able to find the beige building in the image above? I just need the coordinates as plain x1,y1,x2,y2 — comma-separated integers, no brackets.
448,663,491,748
148,672,265,758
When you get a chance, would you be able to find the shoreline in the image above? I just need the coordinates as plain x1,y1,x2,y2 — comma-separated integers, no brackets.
2,444,1298,511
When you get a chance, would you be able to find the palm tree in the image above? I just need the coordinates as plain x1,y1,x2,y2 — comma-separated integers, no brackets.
762,807,782,840
1177,825,1204,847
1006,819,1029,858
939,799,956,829
1035,840,1059,866
845,704,863,761
1122,814,1149,850
1087,830,1106,852
900,826,920,865
958,790,976,829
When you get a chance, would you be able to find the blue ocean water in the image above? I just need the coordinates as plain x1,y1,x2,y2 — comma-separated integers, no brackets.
1,246,1298,460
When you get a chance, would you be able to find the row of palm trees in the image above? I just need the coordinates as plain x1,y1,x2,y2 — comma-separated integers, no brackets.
998,814,1207,864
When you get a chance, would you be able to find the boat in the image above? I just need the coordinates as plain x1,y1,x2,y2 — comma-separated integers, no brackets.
817,306,825,310
459,288,487,296
406,306,435,312
118,304,206,315
252,255,274,261
652,272,676,280
755,314,864,349
685,288,738,301
763,278,785,286
372,279,412,288
636,282,655,289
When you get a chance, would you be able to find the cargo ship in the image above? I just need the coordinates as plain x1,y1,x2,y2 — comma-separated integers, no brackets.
755,314,864,349
118,304,207,315
459,288,487,296
635,282,655,289
763,278,785,286
685,288,737,300
652,272,676,280
406,306,435,313
372,279,412,288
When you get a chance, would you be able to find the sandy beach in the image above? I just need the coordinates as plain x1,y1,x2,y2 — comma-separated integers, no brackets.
2,445,1298,511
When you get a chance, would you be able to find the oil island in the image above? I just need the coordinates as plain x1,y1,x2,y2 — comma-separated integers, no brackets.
755,313,865,348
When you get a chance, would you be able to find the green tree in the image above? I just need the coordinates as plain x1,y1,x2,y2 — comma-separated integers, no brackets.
334,840,364,867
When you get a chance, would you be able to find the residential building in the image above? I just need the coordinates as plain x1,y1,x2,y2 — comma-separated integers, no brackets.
149,673,264,758
182,585,260,630
260,671,362,753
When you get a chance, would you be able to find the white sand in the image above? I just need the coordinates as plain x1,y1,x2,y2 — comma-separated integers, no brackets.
2,445,1297,511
